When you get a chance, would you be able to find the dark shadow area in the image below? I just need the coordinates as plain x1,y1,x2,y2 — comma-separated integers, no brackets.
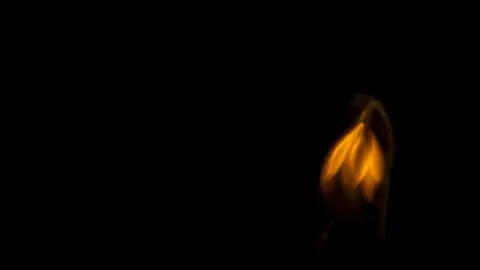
167,42,475,264
0,0,16,16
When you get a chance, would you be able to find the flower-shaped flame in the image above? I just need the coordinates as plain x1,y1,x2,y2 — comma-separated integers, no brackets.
320,121,385,202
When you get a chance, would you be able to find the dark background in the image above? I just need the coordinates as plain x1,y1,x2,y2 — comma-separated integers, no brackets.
171,49,478,262
111,17,480,262
6,5,477,264
0,0,16,16
61,21,478,262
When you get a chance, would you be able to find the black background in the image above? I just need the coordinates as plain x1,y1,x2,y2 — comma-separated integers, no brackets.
1,0,16,16
64,15,480,263
6,4,479,265
170,40,478,262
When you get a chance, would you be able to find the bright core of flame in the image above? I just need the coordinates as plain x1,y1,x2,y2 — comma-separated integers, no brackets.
321,122,385,202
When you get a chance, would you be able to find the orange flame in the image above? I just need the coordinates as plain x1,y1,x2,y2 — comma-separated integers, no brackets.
321,121,384,202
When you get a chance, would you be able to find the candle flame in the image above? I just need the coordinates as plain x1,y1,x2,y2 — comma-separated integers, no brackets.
321,121,385,202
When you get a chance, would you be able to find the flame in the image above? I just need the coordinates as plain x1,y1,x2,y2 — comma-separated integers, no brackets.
321,121,385,202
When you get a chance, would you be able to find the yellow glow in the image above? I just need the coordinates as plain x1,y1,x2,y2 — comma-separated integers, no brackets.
320,121,385,202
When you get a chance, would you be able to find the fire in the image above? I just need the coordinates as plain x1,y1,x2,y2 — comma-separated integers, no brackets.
320,120,385,202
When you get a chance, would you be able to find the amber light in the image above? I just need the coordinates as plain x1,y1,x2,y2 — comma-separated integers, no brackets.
321,120,385,202
320,95,393,204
